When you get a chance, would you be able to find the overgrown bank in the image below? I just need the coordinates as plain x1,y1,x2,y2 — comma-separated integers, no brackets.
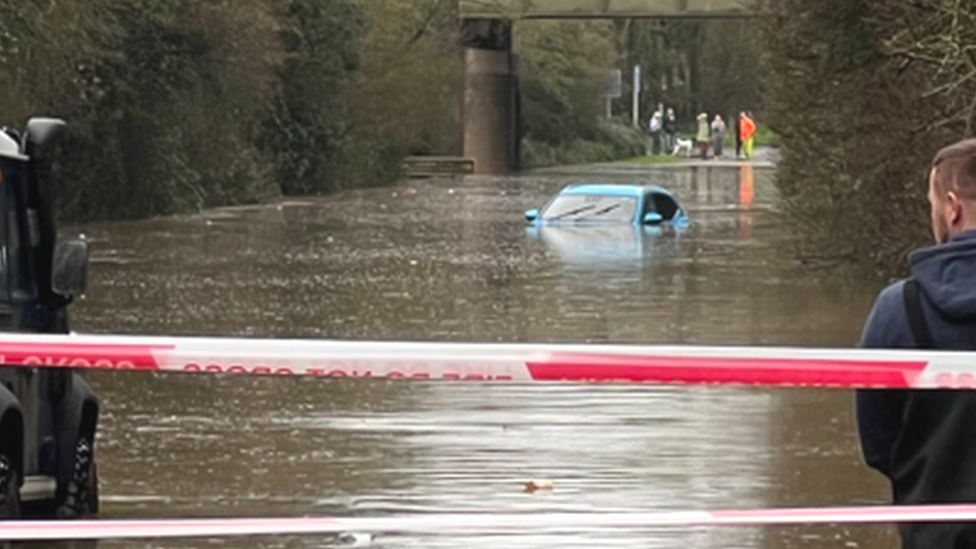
521,118,648,169
0,0,461,222
756,0,976,273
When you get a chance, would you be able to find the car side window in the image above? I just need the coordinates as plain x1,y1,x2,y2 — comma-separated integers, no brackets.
648,192,679,221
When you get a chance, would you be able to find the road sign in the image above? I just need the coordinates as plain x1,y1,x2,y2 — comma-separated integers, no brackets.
605,69,622,98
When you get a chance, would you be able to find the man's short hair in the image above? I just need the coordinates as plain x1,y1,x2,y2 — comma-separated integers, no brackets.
932,138,976,199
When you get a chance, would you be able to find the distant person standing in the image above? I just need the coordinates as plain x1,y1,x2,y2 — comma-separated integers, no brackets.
663,108,677,154
711,115,727,158
740,112,757,159
696,113,710,159
648,111,663,155
734,111,743,159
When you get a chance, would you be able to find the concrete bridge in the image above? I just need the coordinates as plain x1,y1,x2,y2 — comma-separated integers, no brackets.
460,0,750,20
458,1,753,175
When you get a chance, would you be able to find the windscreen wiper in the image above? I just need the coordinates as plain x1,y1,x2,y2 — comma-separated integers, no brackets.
549,204,598,220
587,204,621,218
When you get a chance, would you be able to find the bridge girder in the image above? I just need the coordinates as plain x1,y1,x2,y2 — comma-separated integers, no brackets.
459,0,753,20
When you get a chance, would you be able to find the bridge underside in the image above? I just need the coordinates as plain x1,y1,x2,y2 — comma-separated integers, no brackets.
459,1,753,175
460,0,751,20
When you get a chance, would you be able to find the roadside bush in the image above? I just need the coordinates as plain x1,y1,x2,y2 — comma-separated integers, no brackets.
756,0,970,273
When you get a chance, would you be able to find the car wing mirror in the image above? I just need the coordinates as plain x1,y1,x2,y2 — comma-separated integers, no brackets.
643,212,664,225
52,238,89,297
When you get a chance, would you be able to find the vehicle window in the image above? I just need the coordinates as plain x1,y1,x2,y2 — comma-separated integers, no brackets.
542,194,636,222
0,179,26,303
0,185,11,301
648,192,680,221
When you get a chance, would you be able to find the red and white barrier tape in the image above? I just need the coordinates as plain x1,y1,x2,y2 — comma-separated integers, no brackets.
2,504,975,540
0,332,974,389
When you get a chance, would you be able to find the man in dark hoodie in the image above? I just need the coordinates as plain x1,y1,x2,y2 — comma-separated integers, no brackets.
857,137,976,549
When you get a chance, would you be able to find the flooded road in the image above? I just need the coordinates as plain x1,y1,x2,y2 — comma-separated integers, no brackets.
46,165,896,548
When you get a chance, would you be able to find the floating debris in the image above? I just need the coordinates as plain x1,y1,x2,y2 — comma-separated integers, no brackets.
524,479,554,493
338,532,374,546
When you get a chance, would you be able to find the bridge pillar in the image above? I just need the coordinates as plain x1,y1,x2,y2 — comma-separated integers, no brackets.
461,19,519,175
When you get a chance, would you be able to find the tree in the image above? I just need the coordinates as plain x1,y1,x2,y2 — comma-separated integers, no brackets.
756,0,948,271
263,0,365,196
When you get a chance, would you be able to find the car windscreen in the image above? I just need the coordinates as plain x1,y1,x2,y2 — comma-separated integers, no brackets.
541,194,636,222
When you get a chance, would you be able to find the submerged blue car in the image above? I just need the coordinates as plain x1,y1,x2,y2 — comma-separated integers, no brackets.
524,184,689,226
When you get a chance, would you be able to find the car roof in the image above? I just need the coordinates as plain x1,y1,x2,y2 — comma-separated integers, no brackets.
559,183,676,199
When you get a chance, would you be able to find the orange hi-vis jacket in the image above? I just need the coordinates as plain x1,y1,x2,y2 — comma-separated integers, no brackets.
740,115,757,141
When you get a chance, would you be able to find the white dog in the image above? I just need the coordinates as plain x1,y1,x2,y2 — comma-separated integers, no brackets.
671,138,693,158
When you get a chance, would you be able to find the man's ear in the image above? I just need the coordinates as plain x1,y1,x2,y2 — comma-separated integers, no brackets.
947,190,963,224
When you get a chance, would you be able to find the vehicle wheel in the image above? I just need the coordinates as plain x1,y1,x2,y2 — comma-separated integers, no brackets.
0,454,21,518
56,438,98,518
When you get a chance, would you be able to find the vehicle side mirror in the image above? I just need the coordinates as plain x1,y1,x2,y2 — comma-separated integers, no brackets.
524,208,540,222
643,212,664,225
23,118,68,159
52,238,89,297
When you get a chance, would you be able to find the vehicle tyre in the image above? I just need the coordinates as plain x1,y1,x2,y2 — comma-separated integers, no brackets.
56,438,98,518
0,453,21,519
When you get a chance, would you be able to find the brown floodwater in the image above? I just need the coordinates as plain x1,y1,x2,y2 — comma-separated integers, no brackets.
23,165,899,548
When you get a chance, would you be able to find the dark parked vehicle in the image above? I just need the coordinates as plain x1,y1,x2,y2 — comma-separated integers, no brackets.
0,117,97,518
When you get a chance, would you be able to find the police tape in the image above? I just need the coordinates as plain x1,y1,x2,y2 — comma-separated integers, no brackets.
1,503,974,540
0,332,972,389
